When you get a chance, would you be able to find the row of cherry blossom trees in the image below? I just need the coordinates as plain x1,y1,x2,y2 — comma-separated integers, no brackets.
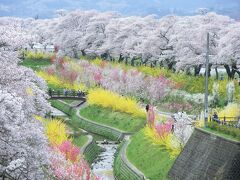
0,18,51,179
0,16,95,179
25,10,240,78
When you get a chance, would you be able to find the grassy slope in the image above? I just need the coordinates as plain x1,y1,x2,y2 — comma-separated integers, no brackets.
202,127,240,141
79,105,146,132
126,130,176,180
72,135,88,147
20,58,51,70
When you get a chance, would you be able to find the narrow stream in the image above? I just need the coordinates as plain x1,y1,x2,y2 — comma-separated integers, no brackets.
92,142,118,180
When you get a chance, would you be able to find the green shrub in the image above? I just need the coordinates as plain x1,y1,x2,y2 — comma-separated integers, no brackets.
207,121,240,140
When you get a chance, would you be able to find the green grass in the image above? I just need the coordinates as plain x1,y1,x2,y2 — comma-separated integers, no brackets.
72,135,88,147
50,100,120,140
79,105,146,132
126,130,176,180
202,127,240,142
20,58,51,70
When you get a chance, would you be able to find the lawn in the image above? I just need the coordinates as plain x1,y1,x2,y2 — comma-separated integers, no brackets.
20,58,51,70
79,105,146,132
126,130,176,180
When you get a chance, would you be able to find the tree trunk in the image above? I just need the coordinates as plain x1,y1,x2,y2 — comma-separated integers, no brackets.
125,57,128,65
205,64,212,77
194,65,202,76
153,60,157,67
185,67,191,75
159,61,164,68
231,64,237,79
168,61,175,70
215,67,219,80
118,54,124,63
73,48,78,58
224,64,233,79
81,50,86,56
131,57,135,66
140,57,144,66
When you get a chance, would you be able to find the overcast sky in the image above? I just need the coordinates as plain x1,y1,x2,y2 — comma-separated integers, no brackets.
0,0,239,19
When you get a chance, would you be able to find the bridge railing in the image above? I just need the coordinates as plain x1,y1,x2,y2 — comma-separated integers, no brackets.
48,89,87,98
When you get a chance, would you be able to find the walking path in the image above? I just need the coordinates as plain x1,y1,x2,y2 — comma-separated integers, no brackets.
50,106,67,117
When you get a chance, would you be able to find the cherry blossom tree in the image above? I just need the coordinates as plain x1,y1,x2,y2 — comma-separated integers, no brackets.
217,22,240,79
24,10,239,76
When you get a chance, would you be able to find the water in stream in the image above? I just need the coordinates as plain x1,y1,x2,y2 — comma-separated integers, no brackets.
92,143,118,180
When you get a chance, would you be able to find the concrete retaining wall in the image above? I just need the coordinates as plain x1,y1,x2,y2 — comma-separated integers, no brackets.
81,135,100,164
169,128,240,180
114,140,147,180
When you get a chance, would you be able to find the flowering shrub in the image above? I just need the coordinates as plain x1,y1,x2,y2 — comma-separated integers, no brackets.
37,71,86,91
143,126,181,158
25,50,53,60
162,102,193,112
58,141,80,162
155,122,173,138
226,81,235,103
173,112,194,146
49,148,91,180
45,119,69,145
41,57,172,104
37,117,96,179
218,103,240,121
87,88,146,118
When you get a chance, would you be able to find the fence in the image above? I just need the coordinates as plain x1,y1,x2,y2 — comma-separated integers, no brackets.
210,116,240,128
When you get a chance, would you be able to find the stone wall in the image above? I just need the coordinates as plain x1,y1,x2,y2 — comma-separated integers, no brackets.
169,128,240,180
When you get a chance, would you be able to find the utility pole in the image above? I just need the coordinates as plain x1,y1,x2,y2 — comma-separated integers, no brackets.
204,32,210,127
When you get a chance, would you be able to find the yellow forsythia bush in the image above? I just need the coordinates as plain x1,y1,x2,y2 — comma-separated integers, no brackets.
87,88,146,118
45,119,69,145
35,116,69,145
143,127,181,158
25,51,53,59
218,103,240,121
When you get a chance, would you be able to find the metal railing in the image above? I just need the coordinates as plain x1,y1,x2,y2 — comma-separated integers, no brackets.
48,89,87,100
210,116,240,128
